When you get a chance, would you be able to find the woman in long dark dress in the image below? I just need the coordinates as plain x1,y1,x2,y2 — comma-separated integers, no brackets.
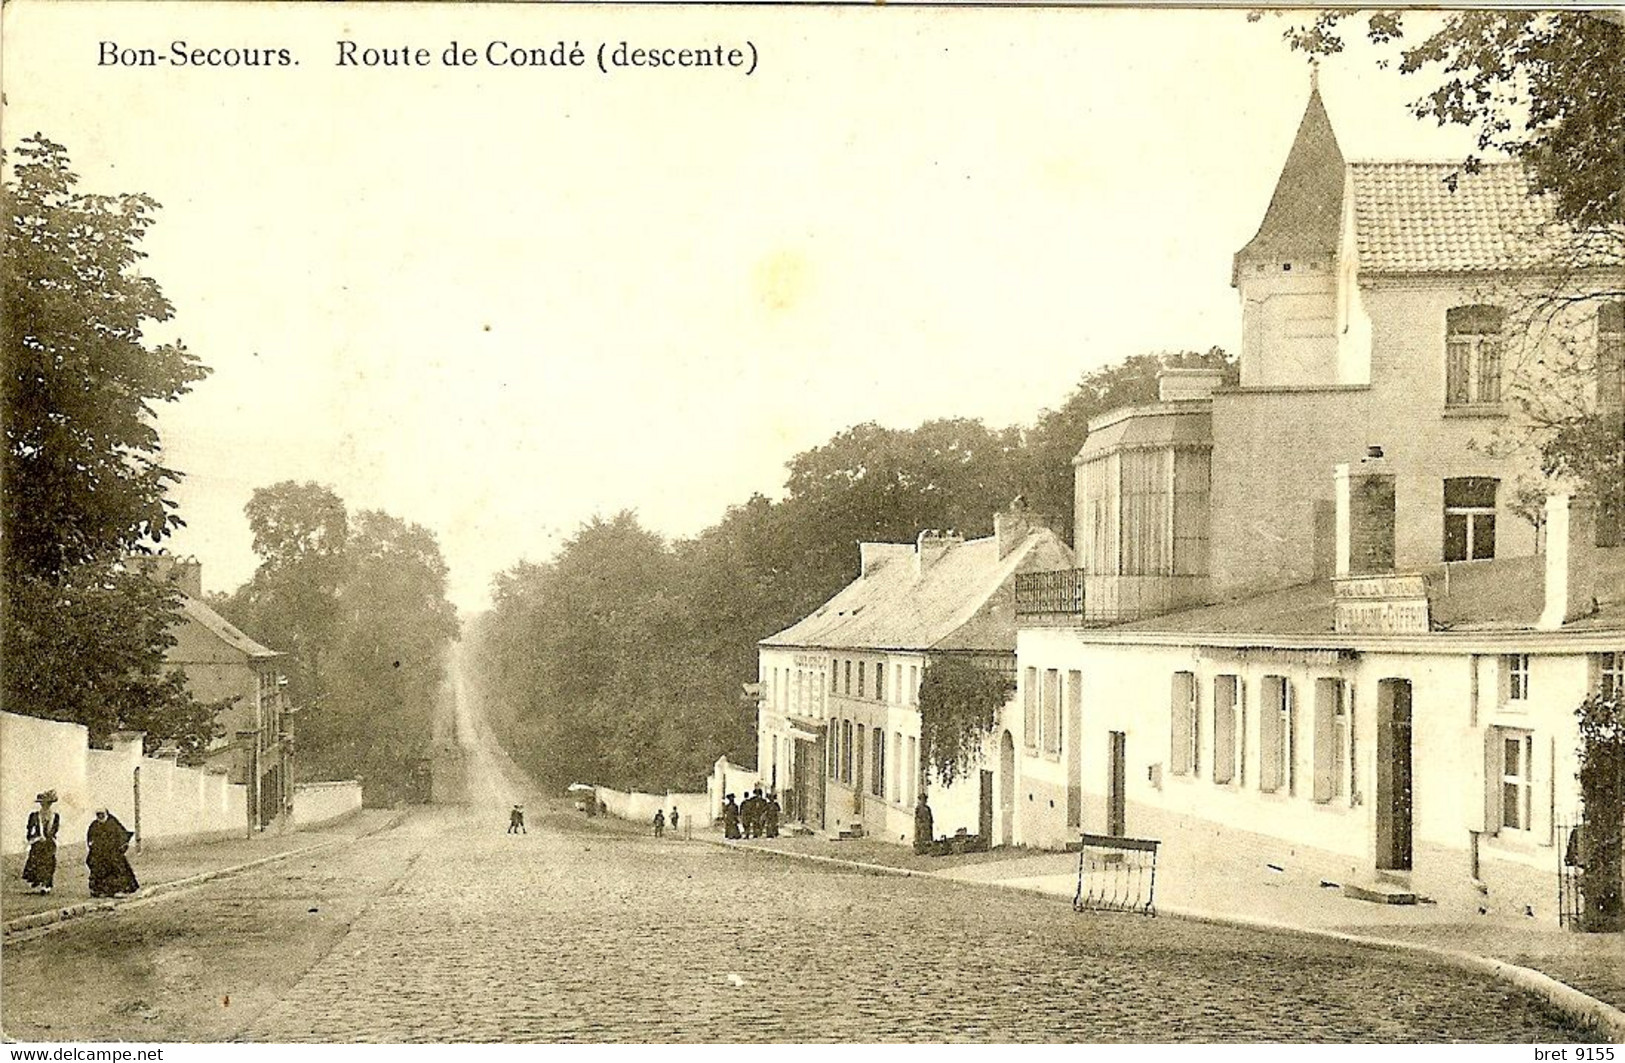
86,809,139,897
23,790,60,893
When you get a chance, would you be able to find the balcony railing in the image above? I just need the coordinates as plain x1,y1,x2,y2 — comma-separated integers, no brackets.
1015,569,1209,625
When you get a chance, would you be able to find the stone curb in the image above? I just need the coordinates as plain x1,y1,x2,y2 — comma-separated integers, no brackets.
2,808,410,942
712,837,1625,1044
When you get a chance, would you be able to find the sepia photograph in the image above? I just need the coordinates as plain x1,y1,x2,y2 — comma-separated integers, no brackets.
1,1,1622,1047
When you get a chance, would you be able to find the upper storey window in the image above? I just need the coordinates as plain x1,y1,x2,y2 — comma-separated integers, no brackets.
1446,305,1505,406
1599,302,1624,413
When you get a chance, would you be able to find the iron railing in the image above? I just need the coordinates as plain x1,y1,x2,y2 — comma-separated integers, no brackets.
1074,832,1160,916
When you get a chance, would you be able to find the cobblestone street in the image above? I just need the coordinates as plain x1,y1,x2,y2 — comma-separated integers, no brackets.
1,801,1598,1043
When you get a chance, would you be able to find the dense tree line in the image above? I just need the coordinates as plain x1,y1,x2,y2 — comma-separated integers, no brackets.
466,349,1236,793
2,135,226,754
214,483,460,804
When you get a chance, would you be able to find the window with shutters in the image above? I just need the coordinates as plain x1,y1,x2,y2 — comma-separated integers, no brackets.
858,661,867,699
1170,671,1198,776
907,736,918,799
842,720,854,784
1214,675,1241,785
856,724,866,791
1445,305,1504,406
1042,669,1062,758
844,660,853,696
1022,667,1039,750
892,732,903,802
1498,729,1533,832
1312,678,1349,804
878,661,887,703
1260,675,1293,794
909,665,919,705
1444,477,1498,562
871,727,885,797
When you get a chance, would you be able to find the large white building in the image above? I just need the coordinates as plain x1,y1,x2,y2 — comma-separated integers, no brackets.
756,506,1073,844
1010,85,1624,920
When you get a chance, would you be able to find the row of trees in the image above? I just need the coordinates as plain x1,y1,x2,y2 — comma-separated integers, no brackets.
2,135,228,754
465,349,1237,793
3,136,461,795
213,483,460,804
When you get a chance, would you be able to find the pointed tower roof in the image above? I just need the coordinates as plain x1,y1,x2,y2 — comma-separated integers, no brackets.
1232,78,1347,284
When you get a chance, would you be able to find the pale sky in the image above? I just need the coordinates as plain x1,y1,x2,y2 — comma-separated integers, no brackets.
2,3,1484,611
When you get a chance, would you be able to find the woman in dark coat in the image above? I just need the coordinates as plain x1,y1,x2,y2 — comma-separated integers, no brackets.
721,794,741,840
23,791,60,893
86,809,139,897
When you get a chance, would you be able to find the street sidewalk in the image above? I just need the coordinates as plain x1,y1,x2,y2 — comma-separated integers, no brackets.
719,830,1625,1037
1,809,402,935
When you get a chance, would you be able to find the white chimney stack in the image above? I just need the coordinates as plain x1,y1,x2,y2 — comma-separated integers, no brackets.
1334,454,1395,578
1538,495,1597,630
916,529,962,576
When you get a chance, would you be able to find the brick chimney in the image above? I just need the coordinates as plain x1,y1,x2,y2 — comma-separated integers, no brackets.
994,496,1039,560
1538,494,1597,630
1157,368,1226,403
916,529,962,576
1334,452,1395,577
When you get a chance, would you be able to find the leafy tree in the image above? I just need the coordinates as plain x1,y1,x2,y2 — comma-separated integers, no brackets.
1575,687,1624,931
917,655,1015,787
223,482,350,712
1,134,219,747
3,135,209,576
217,487,460,801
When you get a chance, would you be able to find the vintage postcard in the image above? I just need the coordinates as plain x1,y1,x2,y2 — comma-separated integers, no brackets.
1,0,1622,1049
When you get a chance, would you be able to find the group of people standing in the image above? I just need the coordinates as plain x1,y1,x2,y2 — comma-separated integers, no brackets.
651,807,681,838
720,787,779,840
21,790,141,899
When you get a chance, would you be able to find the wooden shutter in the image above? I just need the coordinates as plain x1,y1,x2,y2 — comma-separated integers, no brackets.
1213,677,1236,784
1313,678,1337,802
1170,673,1192,775
1260,676,1283,792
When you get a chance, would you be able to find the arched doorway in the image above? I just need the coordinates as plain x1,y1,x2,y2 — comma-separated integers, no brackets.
998,730,1016,846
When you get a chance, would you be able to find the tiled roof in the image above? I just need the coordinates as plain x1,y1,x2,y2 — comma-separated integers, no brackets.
179,595,281,659
1348,161,1586,275
763,530,1074,653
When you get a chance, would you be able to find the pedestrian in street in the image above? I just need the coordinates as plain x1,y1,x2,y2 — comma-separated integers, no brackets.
765,793,781,838
722,794,741,840
653,809,666,838
509,804,526,834
86,809,139,898
22,790,60,894
669,807,680,837
743,787,764,839
913,793,935,855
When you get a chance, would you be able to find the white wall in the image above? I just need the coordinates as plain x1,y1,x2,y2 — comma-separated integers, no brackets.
2,711,247,855
292,780,364,828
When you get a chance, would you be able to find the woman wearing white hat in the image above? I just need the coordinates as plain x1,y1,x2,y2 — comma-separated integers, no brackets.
23,790,60,894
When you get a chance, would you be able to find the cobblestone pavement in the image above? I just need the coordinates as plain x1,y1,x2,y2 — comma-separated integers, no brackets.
230,808,1596,1043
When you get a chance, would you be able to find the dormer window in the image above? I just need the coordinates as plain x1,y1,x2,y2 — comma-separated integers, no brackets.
1446,305,1504,406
